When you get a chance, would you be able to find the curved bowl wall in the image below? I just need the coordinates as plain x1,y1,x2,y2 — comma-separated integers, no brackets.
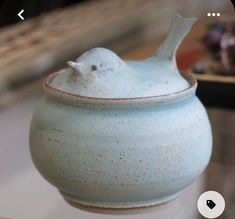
30,92,212,209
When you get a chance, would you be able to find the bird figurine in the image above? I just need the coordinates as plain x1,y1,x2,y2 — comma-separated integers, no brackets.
51,14,197,98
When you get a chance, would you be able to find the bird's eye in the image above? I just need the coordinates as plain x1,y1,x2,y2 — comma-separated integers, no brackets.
91,65,97,71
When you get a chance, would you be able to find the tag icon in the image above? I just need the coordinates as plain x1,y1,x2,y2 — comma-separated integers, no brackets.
198,191,225,218
207,200,216,209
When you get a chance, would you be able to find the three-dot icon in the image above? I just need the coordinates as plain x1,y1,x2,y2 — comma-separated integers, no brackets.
207,13,220,17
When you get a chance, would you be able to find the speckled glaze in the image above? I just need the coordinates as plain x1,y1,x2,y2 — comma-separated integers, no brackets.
30,72,212,212
50,15,196,98
29,15,212,213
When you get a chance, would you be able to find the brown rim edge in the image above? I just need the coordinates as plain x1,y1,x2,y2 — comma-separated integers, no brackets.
43,70,197,108
61,193,177,215
66,198,175,215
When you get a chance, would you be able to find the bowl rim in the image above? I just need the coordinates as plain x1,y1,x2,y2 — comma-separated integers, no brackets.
43,70,197,108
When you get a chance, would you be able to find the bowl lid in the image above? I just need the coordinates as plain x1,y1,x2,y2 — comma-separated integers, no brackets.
49,15,197,99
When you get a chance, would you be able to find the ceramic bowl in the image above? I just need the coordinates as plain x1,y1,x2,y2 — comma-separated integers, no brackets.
29,71,212,213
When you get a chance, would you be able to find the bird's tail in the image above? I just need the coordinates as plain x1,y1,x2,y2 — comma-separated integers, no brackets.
156,14,196,66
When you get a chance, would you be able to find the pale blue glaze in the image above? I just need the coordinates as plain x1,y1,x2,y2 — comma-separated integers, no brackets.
51,14,197,98
30,84,212,210
29,15,212,213
52,50,189,98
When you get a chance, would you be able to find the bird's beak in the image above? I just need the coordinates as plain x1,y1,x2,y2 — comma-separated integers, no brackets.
67,61,83,75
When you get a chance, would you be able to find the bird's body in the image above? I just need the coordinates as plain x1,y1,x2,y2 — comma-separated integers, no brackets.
52,48,188,98
51,15,196,98
126,57,189,95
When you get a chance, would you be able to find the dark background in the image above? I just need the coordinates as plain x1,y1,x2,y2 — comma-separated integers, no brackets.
0,0,85,28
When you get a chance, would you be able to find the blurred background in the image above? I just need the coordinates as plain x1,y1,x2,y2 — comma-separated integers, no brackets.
0,0,235,218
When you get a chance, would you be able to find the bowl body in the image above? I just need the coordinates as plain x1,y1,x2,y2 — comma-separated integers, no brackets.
29,73,212,211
